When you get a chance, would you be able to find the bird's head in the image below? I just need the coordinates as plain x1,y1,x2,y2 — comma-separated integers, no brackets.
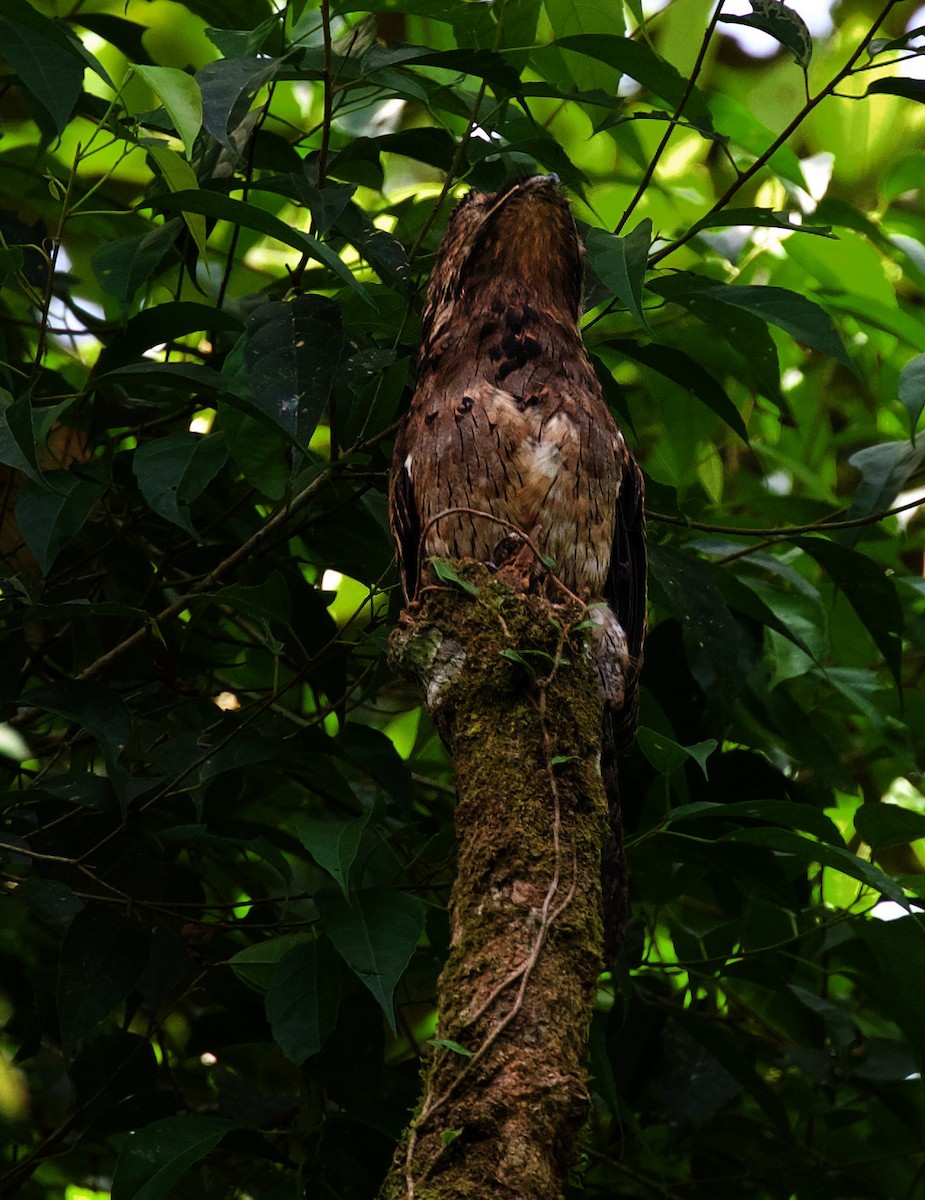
423,175,583,339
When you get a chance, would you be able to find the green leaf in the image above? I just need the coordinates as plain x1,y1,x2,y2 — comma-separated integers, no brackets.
899,353,925,442
719,0,812,68
111,1116,236,1200
57,908,150,1056
796,537,904,691
648,544,757,703
133,65,203,159
723,826,908,904
220,404,289,499
296,812,369,899
145,145,208,255
24,680,132,763
432,1038,473,1057
865,78,925,105
854,804,925,852
15,470,107,574
841,441,925,545
214,572,292,624
669,798,844,845
149,189,373,304
430,558,480,596
95,301,243,374
698,284,853,370
585,220,651,328
196,56,281,153
92,219,182,307
637,729,717,778
0,10,84,136
243,295,344,445
688,208,833,239
605,339,748,440
707,92,807,190
228,934,313,992
133,432,227,535
551,34,713,131
317,889,424,1034
0,389,40,481
265,940,341,1065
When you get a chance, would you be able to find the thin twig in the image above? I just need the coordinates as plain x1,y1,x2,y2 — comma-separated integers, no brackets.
615,0,725,234
648,0,904,267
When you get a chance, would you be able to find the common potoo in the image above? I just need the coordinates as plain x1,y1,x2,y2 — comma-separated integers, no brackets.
389,175,646,949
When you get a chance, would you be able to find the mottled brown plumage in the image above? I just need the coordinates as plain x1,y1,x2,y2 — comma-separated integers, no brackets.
390,175,646,748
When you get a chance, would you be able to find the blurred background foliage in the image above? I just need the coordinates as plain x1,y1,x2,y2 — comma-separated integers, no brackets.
2,0,925,1197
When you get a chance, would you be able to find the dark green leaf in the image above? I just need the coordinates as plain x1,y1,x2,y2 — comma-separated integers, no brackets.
854,804,925,852
698,284,853,369
196,56,281,152
15,470,107,574
265,940,341,1064
585,220,651,328
95,301,243,374
0,12,84,135
899,353,925,442
92,220,182,307
150,189,373,303
648,545,757,702
228,934,313,992
24,680,132,762
637,729,717,777
605,339,748,440
296,812,368,898
865,78,925,105
841,441,925,546
552,35,713,131
719,0,812,68
796,537,904,690
243,294,344,445
317,888,424,1033
688,207,832,238
133,432,227,535
723,826,908,903
57,908,151,1056
111,1115,236,1200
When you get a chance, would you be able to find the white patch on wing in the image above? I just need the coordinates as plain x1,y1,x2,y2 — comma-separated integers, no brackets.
404,454,414,476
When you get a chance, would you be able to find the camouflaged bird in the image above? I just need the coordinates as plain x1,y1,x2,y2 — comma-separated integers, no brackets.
390,173,646,749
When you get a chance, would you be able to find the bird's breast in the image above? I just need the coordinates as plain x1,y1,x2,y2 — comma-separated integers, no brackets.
407,381,622,594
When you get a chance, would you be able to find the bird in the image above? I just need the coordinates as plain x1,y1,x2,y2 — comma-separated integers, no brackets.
389,174,646,954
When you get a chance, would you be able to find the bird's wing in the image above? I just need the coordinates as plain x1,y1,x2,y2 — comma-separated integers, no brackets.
606,452,647,750
389,423,422,604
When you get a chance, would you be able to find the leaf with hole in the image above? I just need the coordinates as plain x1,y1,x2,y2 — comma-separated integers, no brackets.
719,0,812,68
243,294,344,445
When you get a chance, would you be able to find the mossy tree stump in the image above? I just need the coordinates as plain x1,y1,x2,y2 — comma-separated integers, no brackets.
381,561,610,1200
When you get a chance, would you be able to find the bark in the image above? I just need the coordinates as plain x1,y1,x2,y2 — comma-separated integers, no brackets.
381,562,610,1200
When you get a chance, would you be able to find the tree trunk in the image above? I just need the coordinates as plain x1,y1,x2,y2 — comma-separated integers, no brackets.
381,562,610,1200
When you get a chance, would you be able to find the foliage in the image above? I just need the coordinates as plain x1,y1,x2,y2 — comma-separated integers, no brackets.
1,0,925,1197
